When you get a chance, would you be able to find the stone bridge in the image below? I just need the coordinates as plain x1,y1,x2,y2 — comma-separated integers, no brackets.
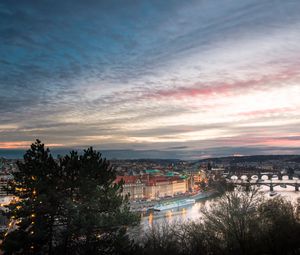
224,171,297,181
226,179,299,191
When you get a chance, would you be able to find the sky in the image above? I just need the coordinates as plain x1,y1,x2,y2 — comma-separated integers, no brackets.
1,0,300,159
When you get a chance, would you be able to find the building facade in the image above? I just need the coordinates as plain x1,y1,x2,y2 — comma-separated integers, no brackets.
143,175,188,199
115,175,188,200
115,176,145,200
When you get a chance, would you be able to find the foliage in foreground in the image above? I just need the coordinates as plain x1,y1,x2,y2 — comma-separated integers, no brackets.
140,189,300,255
2,140,139,255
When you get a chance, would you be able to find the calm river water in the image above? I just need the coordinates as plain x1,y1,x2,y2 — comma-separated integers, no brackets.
138,180,300,231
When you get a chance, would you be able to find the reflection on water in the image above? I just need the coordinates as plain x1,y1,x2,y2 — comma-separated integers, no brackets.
259,185,300,202
140,197,217,230
148,212,153,226
128,187,300,240
166,210,172,220
128,184,300,240
181,207,186,217
140,186,300,230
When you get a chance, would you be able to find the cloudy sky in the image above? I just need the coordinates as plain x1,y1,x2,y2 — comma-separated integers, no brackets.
1,0,300,159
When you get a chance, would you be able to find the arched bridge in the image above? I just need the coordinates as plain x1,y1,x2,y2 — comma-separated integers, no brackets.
226,179,299,192
224,171,297,181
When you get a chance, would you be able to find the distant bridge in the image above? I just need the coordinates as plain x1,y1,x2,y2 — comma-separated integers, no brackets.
224,171,298,181
226,179,299,192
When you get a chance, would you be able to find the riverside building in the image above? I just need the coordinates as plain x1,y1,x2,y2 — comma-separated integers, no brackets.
115,174,188,200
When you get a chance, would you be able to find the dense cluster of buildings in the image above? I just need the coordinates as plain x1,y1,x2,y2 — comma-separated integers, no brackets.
111,160,207,201
3,155,299,203
111,159,196,175
114,168,210,201
0,158,16,198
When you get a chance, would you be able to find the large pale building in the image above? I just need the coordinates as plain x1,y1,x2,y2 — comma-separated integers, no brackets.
115,176,145,200
143,175,188,199
115,175,188,200
172,178,188,195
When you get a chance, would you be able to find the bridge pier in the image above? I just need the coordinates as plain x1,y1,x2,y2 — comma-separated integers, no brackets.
270,184,273,192
268,175,272,180
257,174,261,181
245,183,250,192
296,184,299,192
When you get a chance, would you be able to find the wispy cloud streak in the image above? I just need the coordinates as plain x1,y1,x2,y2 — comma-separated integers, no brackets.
0,0,300,158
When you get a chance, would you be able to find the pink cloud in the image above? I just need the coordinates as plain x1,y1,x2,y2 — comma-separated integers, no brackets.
238,107,295,117
205,134,300,147
146,67,300,100
260,136,300,147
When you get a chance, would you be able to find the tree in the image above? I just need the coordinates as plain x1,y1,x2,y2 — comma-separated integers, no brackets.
142,221,208,255
257,197,300,255
201,187,263,255
1,141,139,254
199,180,206,191
56,148,140,254
207,163,212,171
2,139,60,254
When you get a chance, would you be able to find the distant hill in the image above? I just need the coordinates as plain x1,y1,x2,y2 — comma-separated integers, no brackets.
1,148,299,163
116,158,181,164
196,155,300,164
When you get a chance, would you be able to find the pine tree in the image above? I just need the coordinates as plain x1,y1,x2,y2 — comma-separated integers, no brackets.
2,140,60,254
56,148,139,254
1,141,139,254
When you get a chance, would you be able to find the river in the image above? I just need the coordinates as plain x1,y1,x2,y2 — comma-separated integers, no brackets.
138,182,300,232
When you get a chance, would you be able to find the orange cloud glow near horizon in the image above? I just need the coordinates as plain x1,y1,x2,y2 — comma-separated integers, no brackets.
0,142,64,150
1,1,300,158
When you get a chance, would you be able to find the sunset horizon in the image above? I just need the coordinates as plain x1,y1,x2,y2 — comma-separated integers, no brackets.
1,0,300,158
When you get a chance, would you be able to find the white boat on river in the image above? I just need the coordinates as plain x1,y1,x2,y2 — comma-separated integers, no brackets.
153,199,196,211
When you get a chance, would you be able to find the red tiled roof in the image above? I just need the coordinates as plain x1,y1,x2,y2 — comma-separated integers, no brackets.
141,175,184,186
115,175,140,184
115,174,185,186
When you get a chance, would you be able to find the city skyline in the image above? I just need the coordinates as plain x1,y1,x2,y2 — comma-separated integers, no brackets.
1,0,300,159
